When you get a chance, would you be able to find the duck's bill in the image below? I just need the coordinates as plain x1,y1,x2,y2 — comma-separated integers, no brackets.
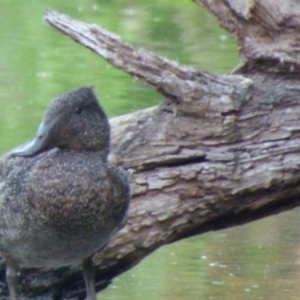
10,119,56,157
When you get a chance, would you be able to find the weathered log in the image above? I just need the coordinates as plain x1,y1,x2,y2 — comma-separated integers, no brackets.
196,0,300,73
1,1,300,299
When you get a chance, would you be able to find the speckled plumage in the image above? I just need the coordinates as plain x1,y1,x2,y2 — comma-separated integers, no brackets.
0,87,130,300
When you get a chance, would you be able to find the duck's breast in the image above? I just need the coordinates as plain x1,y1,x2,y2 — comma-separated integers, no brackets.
0,150,129,267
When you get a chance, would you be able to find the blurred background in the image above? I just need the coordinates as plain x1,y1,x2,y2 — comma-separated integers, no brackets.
0,1,299,299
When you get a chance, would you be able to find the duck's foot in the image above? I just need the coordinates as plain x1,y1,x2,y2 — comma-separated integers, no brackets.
81,257,97,300
6,264,19,300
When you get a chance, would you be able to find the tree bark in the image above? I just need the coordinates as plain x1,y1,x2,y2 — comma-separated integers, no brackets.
1,1,300,299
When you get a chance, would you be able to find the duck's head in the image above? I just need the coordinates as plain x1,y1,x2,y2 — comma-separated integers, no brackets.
11,87,110,158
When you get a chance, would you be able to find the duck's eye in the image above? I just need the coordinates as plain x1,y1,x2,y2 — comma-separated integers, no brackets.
75,107,83,115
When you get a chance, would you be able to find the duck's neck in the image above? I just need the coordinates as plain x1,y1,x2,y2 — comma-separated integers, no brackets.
98,145,110,161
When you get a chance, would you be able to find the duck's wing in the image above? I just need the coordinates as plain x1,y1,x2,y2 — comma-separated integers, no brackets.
107,164,130,231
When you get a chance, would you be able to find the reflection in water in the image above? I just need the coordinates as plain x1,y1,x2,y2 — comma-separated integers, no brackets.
1,1,297,300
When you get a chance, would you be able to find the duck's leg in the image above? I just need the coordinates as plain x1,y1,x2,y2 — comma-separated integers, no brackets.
6,264,19,300
81,257,97,300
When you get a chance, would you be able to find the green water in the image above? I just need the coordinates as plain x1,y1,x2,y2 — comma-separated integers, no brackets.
105,210,300,300
1,1,299,300
0,0,237,153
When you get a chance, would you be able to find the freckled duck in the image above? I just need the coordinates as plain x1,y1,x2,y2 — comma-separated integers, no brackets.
0,87,130,300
